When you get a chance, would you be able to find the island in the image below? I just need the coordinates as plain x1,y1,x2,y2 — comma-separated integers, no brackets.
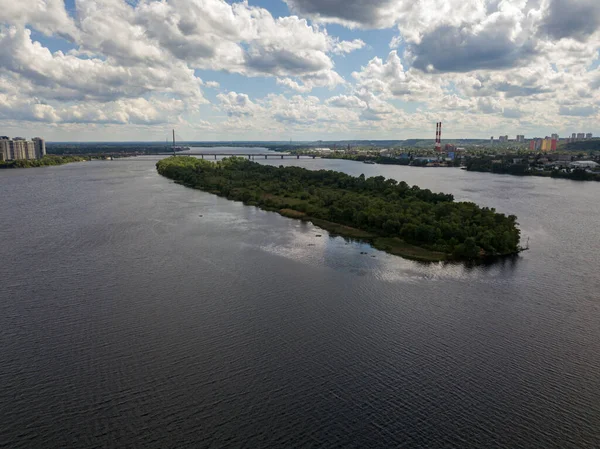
0,155,88,169
156,156,522,262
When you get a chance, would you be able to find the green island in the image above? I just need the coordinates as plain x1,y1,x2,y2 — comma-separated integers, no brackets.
156,156,522,262
0,155,88,169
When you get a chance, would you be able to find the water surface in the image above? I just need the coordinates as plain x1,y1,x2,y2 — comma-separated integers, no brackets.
1,154,599,448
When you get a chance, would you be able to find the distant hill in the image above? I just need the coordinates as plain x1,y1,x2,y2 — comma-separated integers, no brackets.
560,139,600,152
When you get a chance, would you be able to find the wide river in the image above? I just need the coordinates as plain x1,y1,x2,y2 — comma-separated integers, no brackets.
1,148,600,448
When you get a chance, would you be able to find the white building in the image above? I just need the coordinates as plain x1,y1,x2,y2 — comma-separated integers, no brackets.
0,136,45,161
570,161,599,169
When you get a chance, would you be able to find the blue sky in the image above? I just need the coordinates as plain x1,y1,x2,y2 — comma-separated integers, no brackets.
1,0,599,141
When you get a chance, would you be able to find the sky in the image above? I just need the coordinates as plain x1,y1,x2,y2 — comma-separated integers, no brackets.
0,0,599,141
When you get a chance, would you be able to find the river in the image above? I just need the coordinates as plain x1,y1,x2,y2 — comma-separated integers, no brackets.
1,149,599,448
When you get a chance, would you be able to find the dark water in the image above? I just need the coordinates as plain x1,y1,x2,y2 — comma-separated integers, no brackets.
1,153,600,448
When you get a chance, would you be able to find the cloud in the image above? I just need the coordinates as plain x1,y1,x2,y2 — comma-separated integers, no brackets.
409,11,538,73
0,0,79,40
284,0,399,29
217,92,260,117
352,51,444,101
0,26,205,103
1,0,600,139
540,0,600,42
558,105,597,116
332,39,366,55
326,95,367,108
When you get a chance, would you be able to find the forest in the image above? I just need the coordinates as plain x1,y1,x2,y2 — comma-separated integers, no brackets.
156,156,522,261
466,157,600,181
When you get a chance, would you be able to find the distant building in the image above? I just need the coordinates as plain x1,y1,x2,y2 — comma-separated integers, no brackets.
33,137,46,159
0,136,43,161
540,138,557,152
577,133,585,140
551,133,559,140
516,135,525,142
570,161,599,169
586,133,593,139
490,136,494,144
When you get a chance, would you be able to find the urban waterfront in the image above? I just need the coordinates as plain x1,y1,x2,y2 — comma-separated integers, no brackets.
1,150,600,448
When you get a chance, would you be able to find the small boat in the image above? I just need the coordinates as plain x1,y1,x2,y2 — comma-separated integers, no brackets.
363,160,375,164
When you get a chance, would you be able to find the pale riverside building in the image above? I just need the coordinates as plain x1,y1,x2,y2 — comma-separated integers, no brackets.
33,137,46,158
0,136,45,161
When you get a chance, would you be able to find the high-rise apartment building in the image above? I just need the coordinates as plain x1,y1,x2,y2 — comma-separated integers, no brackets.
586,133,593,139
572,133,577,140
0,136,44,161
0,136,9,161
516,135,525,142
33,137,46,158
577,133,585,140
551,133,559,140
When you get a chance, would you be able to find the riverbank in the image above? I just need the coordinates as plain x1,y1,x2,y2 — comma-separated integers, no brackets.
465,158,600,181
156,156,522,262
466,166,600,181
0,155,88,169
278,210,447,262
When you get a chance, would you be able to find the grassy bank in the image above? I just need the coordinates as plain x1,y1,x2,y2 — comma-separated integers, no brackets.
280,212,447,261
0,155,88,169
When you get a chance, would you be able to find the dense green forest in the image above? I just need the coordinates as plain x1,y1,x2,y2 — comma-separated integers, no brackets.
466,158,600,181
157,156,521,261
0,155,87,169
560,139,600,152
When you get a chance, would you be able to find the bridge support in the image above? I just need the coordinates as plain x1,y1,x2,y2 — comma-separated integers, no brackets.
281,155,284,159
297,155,300,159
214,155,217,160
265,155,267,159
248,155,251,160
201,154,204,159
312,155,316,159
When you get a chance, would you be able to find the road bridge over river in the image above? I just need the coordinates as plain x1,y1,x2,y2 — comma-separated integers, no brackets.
157,153,320,160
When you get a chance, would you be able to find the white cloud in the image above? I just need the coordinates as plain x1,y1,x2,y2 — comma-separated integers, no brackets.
332,39,366,55
217,92,261,117
0,0,599,138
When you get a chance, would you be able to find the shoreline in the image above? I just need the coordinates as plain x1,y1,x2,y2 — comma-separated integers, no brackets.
177,179,523,263
0,155,88,169
157,157,522,263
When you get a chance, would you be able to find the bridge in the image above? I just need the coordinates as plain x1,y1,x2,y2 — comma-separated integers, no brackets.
157,152,321,160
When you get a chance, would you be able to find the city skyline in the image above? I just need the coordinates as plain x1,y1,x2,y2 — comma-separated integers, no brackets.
1,0,599,141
